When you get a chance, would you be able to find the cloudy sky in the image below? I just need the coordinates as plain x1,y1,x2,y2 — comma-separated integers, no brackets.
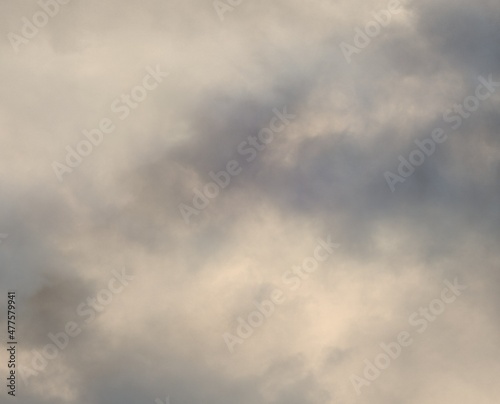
0,0,499,403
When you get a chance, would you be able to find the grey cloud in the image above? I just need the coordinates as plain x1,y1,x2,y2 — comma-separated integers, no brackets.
1,0,499,403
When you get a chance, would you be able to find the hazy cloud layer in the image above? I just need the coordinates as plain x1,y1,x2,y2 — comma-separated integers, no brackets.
0,0,499,403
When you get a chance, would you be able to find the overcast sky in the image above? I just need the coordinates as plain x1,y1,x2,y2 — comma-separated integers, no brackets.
0,0,499,403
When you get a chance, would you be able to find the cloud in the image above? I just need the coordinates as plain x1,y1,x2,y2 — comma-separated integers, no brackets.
0,0,499,403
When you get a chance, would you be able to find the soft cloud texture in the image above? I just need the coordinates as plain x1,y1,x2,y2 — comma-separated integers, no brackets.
0,0,499,403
